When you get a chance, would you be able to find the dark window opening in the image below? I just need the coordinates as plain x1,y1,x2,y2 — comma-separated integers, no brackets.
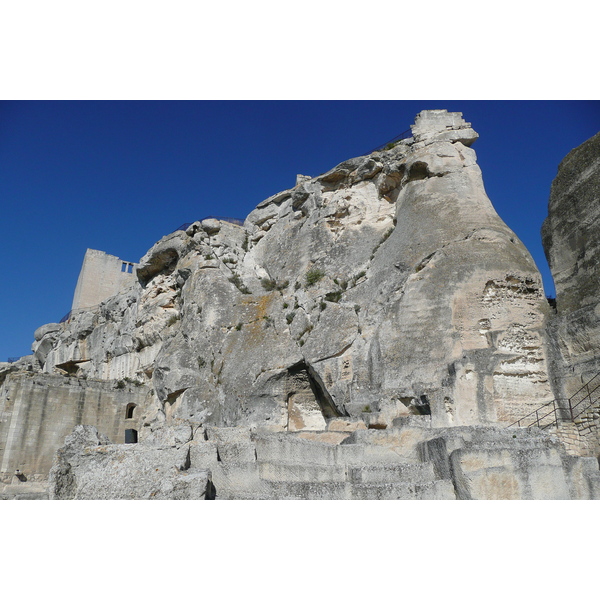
125,428,138,444
205,479,216,500
415,395,431,415
125,403,137,419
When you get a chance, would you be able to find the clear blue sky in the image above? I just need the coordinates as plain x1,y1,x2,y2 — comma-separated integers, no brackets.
1,100,599,361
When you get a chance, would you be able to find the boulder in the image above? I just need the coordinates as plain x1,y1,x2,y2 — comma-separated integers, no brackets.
48,424,213,499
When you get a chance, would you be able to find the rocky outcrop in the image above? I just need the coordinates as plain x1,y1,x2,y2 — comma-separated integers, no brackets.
543,132,600,398
48,425,213,500
32,110,553,435
5,109,598,500
541,132,600,457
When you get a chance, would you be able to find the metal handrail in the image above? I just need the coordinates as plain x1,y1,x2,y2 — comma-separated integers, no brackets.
507,372,600,429
368,129,413,154
171,222,194,233
569,374,600,420
204,216,245,226
171,216,245,234
60,304,100,324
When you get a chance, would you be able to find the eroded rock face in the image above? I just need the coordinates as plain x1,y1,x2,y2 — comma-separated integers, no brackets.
48,425,213,500
34,110,553,434
542,132,600,401
46,421,600,500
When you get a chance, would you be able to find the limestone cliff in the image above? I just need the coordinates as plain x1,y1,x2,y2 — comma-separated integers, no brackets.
30,110,552,435
543,132,600,399
6,109,599,501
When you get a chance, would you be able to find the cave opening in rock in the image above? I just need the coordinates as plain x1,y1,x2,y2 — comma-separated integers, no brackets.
399,395,431,416
137,249,179,287
417,395,431,415
205,479,216,500
285,361,345,431
56,360,86,375
406,161,430,182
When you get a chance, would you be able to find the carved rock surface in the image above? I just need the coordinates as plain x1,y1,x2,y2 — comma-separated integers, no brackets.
48,425,213,500
45,420,600,500
542,132,600,400
8,110,600,500
32,110,553,433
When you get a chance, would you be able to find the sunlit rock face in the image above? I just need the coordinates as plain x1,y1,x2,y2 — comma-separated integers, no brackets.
35,110,554,433
542,131,600,400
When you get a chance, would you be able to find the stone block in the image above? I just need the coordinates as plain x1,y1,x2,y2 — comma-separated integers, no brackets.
189,440,219,468
326,419,367,432
260,481,349,500
296,430,351,444
216,442,256,463
349,479,456,500
49,440,213,500
336,438,423,466
254,434,337,467
259,461,347,483
210,462,262,498
449,446,571,500
205,426,252,444
347,462,437,484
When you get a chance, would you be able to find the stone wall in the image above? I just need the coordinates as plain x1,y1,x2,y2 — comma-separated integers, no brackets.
0,372,151,481
553,401,600,458
71,248,138,311
553,421,586,456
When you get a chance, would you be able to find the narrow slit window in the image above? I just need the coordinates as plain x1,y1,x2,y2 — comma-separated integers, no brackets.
125,403,136,419
121,262,127,272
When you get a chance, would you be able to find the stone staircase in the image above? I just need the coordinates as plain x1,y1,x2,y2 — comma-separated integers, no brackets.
508,372,600,458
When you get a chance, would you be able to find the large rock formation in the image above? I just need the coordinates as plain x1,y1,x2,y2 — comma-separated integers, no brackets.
543,132,600,395
34,110,554,432
3,110,599,500
48,425,214,500
542,131,600,456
